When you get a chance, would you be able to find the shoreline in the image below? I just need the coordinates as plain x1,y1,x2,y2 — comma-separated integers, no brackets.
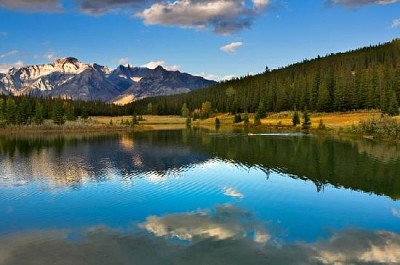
0,111,398,142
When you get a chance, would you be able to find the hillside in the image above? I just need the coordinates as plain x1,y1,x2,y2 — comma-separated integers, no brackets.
130,39,400,116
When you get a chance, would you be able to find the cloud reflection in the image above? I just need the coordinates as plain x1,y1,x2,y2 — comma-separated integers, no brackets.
223,187,244,198
0,208,399,265
141,204,266,243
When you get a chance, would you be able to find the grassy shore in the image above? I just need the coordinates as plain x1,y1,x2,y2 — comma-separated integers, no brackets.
2,111,399,140
92,111,385,130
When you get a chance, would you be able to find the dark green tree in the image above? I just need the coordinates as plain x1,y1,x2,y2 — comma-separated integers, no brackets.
215,117,220,127
302,109,311,130
33,103,44,125
0,98,4,121
65,106,76,121
5,98,17,124
234,114,242,123
387,91,399,116
132,113,139,125
81,108,89,120
51,100,65,125
292,111,300,126
256,101,266,118
243,113,249,127
317,81,330,112
254,113,262,126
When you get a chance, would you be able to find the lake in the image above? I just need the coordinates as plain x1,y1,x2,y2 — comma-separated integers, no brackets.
0,129,399,264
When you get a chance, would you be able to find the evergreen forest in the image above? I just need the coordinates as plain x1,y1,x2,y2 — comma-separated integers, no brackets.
130,39,400,116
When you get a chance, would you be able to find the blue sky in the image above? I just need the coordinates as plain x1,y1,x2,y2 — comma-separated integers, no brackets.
0,0,399,80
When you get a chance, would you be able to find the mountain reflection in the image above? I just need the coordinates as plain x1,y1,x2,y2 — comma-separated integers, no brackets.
0,130,400,199
1,205,399,265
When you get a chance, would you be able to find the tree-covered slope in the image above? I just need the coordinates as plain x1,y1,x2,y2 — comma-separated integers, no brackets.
130,39,400,115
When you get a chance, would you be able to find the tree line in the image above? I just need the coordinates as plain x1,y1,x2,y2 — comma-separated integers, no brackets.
129,39,400,116
0,95,131,126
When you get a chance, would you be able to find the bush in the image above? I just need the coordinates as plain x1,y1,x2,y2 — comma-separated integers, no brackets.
356,116,400,138
233,114,242,123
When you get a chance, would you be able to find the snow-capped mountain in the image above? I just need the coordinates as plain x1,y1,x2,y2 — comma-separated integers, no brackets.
0,58,216,103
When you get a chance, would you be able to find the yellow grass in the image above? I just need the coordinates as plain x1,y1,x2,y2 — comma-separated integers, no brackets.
91,111,397,131
261,111,383,129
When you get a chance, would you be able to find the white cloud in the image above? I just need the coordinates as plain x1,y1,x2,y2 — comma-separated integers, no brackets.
0,60,24,73
118,57,130,65
253,0,270,10
220,41,243,53
0,50,19,58
45,52,56,60
136,0,272,35
221,74,236,81
197,72,218,81
141,60,181,71
197,72,236,81
392,18,400,28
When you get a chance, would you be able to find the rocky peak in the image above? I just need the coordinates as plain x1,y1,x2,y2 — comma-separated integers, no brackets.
55,57,80,64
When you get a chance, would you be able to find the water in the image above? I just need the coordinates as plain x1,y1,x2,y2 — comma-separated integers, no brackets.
0,130,399,264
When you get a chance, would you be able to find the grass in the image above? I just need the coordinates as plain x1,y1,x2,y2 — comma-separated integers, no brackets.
3,111,398,139
259,111,383,129
92,111,387,130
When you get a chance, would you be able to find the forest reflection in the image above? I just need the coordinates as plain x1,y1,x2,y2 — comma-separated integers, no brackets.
0,130,399,199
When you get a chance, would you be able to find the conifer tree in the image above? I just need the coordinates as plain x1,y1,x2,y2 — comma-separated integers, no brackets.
302,109,311,129
387,91,399,116
0,98,4,117
33,103,44,125
52,100,65,125
292,111,300,127
5,97,17,124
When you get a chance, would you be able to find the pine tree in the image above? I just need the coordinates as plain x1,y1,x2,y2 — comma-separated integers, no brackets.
81,108,89,120
5,98,17,124
215,117,220,127
33,103,44,125
52,100,65,125
243,113,249,127
292,111,300,126
132,113,139,125
0,98,4,120
387,91,399,116
254,113,262,126
316,81,330,112
256,101,266,118
65,106,76,121
302,109,311,130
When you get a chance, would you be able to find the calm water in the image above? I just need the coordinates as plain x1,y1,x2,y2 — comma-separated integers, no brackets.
0,130,400,264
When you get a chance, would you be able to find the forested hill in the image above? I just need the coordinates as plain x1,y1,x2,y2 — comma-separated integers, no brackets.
130,39,400,116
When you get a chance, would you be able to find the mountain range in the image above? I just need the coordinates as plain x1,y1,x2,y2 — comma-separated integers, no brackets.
0,57,216,104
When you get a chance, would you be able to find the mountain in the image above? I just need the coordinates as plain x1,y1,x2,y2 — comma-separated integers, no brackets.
129,39,400,115
112,65,217,105
0,58,216,103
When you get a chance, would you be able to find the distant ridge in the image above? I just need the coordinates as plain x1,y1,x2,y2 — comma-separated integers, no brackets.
0,57,216,104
